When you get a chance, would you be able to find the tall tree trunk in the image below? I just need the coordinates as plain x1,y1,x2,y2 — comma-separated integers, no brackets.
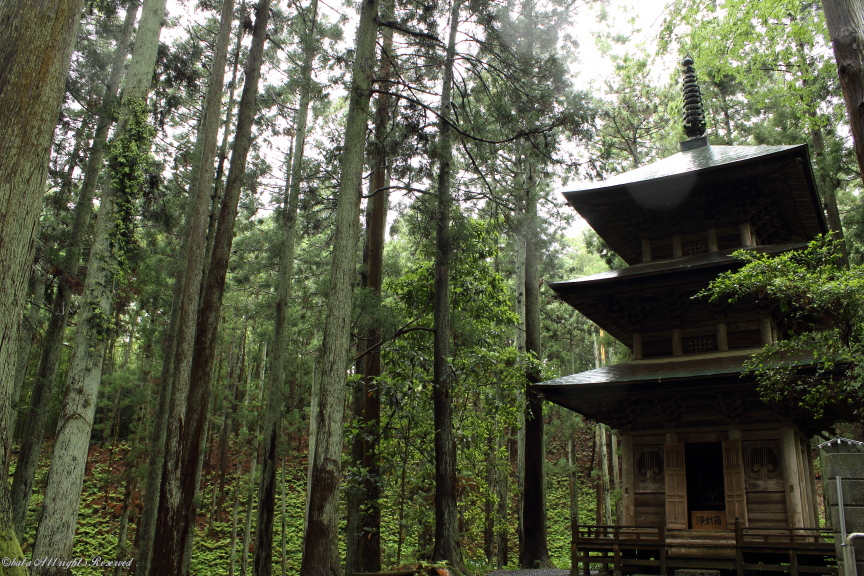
822,0,864,183
241,456,258,576
567,439,579,543
205,0,245,279
430,0,464,571
519,159,554,568
229,464,243,576
9,270,47,465
151,2,268,574
345,1,392,569
32,1,165,571
0,0,85,566
253,3,317,574
299,0,380,570
113,478,134,576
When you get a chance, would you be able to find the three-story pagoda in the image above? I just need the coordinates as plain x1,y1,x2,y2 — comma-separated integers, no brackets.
537,60,846,571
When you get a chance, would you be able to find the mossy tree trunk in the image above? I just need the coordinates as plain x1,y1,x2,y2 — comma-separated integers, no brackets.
30,0,165,572
8,2,141,510
299,0,379,572
431,0,465,572
0,2,86,568
151,2,269,573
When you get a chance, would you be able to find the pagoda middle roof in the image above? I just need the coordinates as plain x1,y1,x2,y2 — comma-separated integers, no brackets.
562,144,826,265
548,244,805,345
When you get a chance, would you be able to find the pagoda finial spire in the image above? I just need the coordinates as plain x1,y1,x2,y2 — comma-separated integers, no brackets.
680,57,708,151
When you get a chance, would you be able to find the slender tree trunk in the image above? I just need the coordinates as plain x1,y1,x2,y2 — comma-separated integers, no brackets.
299,0,380,570
152,2,268,574
519,158,554,568
346,2,392,569
430,1,464,571
822,0,864,183
241,456,257,576
611,429,620,523
601,426,612,525
281,456,288,576
9,271,46,465
229,464,243,576
32,1,165,571
0,1,85,566
484,433,495,563
495,427,509,568
205,2,246,277
567,439,579,542
253,3,317,574
113,478,134,575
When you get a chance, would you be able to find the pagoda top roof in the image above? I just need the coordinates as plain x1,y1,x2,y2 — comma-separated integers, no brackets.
568,144,799,193
562,144,826,265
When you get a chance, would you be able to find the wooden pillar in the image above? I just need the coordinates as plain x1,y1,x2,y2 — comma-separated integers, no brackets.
717,323,728,351
633,333,643,360
672,235,682,258
621,435,635,525
708,228,718,253
760,318,773,346
740,223,754,247
723,430,748,527
802,438,819,527
642,239,652,263
664,433,687,529
781,426,806,529
672,329,682,356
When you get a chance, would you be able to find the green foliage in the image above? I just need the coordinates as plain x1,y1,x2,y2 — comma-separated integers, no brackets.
106,97,156,273
698,235,864,420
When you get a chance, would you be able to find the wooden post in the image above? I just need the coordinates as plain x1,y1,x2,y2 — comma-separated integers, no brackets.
708,228,718,253
672,329,683,356
760,318,773,346
781,426,806,529
740,222,754,247
723,433,748,527
672,235,682,258
621,435,635,525
642,239,652,263
632,333,643,360
664,437,687,529
735,518,745,576
659,524,667,576
717,323,728,351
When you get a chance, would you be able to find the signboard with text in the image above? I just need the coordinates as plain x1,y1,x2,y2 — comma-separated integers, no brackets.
691,510,727,530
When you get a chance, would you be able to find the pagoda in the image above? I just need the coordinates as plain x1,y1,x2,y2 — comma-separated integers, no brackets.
537,59,845,574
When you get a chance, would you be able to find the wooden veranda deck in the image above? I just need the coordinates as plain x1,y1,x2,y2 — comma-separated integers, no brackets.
571,522,837,576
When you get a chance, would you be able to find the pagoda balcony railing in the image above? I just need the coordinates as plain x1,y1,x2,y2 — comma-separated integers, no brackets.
571,521,837,576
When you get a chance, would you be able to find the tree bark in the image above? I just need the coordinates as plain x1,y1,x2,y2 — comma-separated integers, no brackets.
299,0,379,571
430,1,465,572
0,0,85,566
32,0,166,571
151,1,268,573
345,1,392,570
12,0,138,520
518,158,554,568
253,3,317,574
823,0,864,182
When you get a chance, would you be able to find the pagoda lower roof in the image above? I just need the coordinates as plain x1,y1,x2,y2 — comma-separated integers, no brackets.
537,349,758,391
562,144,826,265
534,349,848,433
